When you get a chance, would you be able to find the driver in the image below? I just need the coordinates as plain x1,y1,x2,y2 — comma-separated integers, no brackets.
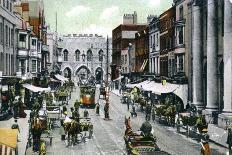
140,121,152,137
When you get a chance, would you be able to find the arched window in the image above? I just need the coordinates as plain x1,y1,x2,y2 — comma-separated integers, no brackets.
75,50,80,61
63,49,68,61
87,50,92,61
98,50,103,61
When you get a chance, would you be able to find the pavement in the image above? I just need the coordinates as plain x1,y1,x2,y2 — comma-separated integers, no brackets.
0,110,30,155
110,88,229,149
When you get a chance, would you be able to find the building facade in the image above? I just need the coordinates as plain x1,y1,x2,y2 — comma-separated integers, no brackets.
187,0,232,126
149,16,160,75
0,0,22,76
58,34,110,84
159,6,176,78
13,0,48,79
111,24,146,80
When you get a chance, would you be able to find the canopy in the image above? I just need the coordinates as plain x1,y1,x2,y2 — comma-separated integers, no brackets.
50,78,60,83
54,74,69,82
142,81,188,105
0,128,18,148
113,76,124,82
126,80,188,105
22,83,51,92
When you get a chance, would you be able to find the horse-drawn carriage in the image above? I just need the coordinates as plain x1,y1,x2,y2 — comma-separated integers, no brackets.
63,116,93,146
178,112,208,134
124,117,169,155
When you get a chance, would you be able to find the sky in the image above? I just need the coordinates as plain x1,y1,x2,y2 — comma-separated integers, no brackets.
43,0,173,37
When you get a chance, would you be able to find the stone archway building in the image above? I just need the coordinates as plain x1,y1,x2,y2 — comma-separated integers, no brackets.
58,34,110,83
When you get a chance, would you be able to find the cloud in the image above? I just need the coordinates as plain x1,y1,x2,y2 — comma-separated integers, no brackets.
148,0,160,7
65,5,91,17
100,6,119,21
82,24,112,37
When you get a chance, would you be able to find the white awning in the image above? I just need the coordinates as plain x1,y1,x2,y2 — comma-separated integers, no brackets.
54,74,69,82
113,76,124,82
126,80,150,89
50,78,60,82
142,81,188,105
22,83,51,92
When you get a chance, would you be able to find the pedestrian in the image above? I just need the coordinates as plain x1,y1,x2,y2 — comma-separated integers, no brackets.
145,103,152,121
13,97,19,118
96,102,100,115
227,125,232,155
84,109,89,118
11,119,20,133
126,96,130,111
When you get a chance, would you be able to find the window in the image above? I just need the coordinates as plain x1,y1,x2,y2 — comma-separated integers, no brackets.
6,0,8,9
75,50,80,61
150,35,152,47
3,0,5,7
8,27,10,47
37,61,41,72
98,50,103,61
179,6,183,20
11,29,13,46
32,39,36,46
0,23,3,44
156,34,158,46
87,50,92,61
32,60,37,73
125,54,127,64
178,26,184,45
31,38,37,49
5,25,8,45
177,54,184,72
63,50,68,61
19,33,26,48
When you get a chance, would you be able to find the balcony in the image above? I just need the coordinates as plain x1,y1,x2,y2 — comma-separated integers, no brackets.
17,50,28,58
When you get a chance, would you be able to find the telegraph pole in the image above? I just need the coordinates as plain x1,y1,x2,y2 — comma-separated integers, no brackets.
104,36,110,119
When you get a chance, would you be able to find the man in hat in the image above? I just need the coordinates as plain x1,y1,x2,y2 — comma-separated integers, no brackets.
11,119,20,133
13,97,19,118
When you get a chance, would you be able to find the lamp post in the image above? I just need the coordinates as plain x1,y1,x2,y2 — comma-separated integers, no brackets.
104,36,110,119
128,43,132,82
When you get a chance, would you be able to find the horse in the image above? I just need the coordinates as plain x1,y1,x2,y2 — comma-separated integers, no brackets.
64,120,78,146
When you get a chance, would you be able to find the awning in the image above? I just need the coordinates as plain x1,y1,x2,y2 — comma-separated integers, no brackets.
0,128,18,149
50,78,60,83
54,74,69,82
126,80,150,89
142,81,188,105
22,83,51,92
113,76,124,82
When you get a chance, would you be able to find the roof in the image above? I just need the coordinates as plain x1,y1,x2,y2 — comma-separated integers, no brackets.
21,3,29,11
0,128,18,149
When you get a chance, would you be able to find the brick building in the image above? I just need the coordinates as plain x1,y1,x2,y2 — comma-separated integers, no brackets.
159,6,175,78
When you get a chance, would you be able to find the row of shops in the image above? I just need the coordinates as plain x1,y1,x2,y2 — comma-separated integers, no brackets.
0,74,70,119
